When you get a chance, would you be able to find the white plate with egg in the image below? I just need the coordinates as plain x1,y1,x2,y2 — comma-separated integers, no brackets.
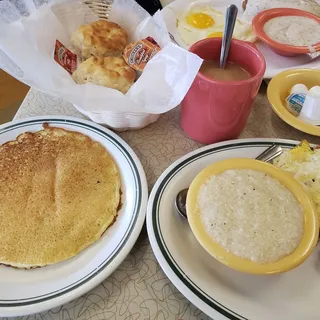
147,138,320,320
161,0,320,78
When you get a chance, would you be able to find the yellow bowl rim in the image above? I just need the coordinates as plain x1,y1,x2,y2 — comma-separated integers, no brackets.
267,68,320,137
186,158,319,275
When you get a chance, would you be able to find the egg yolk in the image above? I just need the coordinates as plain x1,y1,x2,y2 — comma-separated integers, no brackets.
186,13,214,29
207,32,236,39
207,31,223,38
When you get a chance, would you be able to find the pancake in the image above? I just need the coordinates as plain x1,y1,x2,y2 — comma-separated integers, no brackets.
0,124,121,268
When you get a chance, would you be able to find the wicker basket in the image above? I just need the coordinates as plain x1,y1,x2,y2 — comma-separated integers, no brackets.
77,0,160,131
84,0,113,19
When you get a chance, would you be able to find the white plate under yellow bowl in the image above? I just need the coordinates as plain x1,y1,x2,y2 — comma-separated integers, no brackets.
187,158,318,275
147,138,320,320
267,69,320,136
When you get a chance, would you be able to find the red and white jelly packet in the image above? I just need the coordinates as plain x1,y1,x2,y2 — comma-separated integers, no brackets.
54,40,77,74
123,37,161,72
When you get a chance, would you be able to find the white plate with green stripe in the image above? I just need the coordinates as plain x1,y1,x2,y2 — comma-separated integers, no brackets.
147,138,320,320
0,116,148,317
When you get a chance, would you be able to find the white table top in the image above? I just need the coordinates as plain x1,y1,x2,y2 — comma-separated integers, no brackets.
5,86,318,320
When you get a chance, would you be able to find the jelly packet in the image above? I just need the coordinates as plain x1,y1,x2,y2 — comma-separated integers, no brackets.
54,40,77,74
123,37,161,71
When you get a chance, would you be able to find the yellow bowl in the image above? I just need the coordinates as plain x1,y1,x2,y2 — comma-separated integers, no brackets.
267,68,320,136
186,158,319,275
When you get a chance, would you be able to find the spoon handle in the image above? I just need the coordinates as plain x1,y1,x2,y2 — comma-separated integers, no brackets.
219,4,238,69
255,144,283,163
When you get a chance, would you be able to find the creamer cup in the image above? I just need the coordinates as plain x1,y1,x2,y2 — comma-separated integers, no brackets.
290,84,308,95
286,93,306,116
298,93,320,126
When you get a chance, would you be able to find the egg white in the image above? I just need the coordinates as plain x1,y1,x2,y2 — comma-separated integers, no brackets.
177,5,256,46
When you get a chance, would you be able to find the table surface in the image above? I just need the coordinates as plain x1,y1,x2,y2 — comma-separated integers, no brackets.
4,84,319,320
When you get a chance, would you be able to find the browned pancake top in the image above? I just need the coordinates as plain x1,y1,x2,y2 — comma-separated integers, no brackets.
0,125,121,268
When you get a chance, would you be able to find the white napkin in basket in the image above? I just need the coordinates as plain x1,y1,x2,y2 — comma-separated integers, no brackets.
0,0,202,115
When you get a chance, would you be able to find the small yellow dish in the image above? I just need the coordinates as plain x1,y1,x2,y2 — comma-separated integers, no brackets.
186,158,319,275
267,69,320,136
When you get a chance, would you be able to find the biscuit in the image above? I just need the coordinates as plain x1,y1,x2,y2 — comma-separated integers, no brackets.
71,20,128,60
72,56,136,94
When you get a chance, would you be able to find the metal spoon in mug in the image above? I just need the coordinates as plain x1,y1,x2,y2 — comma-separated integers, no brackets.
175,144,283,219
220,4,238,69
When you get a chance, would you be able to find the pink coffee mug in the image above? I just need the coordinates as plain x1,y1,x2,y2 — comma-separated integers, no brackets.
181,38,266,145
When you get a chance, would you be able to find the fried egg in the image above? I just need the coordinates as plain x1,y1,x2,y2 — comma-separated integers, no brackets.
177,5,256,46
273,140,320,224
